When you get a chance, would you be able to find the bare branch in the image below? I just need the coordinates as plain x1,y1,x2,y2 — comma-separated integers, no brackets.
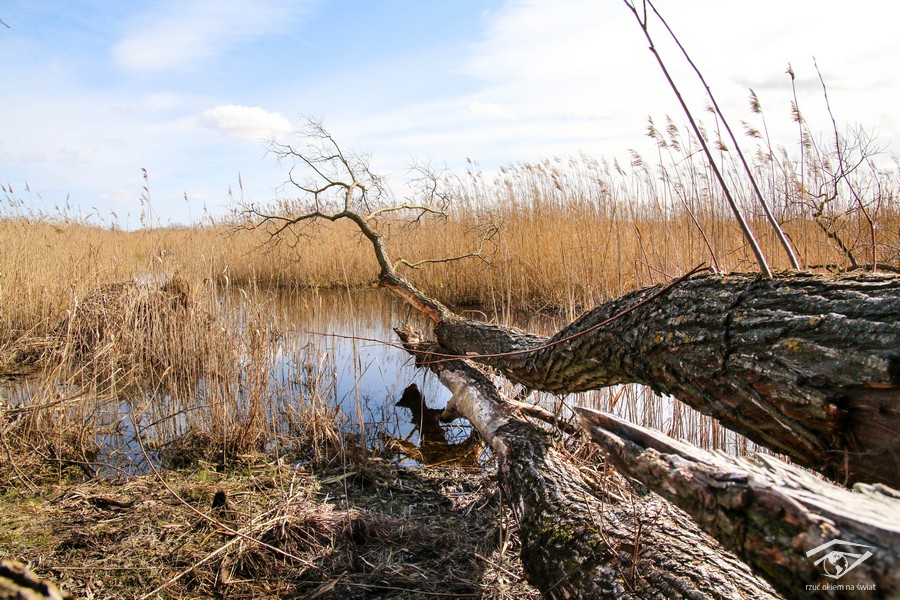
393,224,498,270
237,118,503,322
815,59,881,270
366,203,447,222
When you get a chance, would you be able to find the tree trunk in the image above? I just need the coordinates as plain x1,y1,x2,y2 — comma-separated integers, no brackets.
423,272,900,488
397,327,778,599
576,406,900,599
0,560,66,600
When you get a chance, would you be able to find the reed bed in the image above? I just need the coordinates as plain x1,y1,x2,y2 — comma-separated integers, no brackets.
3,150,897,343
1,139,897,462
1,132,898,596
0,273,539,597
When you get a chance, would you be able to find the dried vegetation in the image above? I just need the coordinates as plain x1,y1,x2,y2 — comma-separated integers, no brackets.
1,93,898,596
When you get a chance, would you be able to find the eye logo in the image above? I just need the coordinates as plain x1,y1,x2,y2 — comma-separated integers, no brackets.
806,540,874,580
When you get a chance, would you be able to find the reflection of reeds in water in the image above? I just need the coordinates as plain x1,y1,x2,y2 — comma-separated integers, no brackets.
1,280,371,478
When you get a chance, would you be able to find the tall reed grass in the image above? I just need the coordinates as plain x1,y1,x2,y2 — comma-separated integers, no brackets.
1,122,897,478
3,141,897,344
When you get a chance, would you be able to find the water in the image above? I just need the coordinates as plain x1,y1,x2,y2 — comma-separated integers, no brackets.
261,288,476,457
1,286,757,477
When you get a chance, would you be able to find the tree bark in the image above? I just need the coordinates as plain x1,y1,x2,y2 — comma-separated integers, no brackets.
423,272,900,488
397,327,778,599
576,406,900,599
0,560,66,600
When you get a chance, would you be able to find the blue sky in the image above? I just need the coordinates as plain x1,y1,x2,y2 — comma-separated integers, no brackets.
2,1,898,227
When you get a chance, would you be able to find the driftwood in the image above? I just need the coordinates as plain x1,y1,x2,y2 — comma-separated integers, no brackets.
398,327,778,599
576,406,900,599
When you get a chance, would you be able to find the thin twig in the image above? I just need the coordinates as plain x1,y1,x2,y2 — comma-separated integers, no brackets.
814,58,878,271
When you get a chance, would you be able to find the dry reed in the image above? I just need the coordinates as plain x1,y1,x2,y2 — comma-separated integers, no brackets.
3,153,896,345
1,137,897,470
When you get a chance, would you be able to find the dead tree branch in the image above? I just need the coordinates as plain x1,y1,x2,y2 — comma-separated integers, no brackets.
250,123,900,596
576,406,900,599
249,123,899,488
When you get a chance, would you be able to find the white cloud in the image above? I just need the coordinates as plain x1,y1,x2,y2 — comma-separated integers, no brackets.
112,0,313,71
469,102,518,120
198,104,293,141
445,0,900,163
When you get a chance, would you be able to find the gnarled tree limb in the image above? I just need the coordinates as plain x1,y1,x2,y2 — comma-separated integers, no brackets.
429,272,900,488
397,327,777,599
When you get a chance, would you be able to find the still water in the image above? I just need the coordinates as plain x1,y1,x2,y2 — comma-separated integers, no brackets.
221,288,753,455
1,286,755,476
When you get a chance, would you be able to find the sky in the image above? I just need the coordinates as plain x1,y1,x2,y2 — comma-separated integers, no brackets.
2,0,898,227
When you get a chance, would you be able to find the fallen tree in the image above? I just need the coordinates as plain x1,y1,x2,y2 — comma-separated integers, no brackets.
397,327,778,598
249,124,900,489
576,406,900,599
428,270,900,488
246,122,900,596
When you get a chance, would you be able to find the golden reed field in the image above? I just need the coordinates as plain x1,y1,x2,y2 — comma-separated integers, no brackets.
3,154,897,338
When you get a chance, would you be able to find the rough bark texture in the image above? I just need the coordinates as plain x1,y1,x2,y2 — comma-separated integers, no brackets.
0,561,66,600
398,328,778,599
576,406,900,599
426,272,900,487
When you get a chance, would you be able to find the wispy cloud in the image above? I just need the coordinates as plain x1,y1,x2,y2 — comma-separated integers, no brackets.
112,0,314,71
198,104,292,141
409,0,900,165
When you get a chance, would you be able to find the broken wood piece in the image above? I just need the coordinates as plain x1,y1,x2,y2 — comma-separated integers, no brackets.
575,405,900,599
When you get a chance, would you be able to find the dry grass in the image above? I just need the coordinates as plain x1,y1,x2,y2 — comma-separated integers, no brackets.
0,459,540,599
3,157,897,343
0,278,375,480
1,130,898,597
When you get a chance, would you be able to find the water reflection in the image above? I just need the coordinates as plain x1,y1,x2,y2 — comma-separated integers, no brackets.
260,288,463,444
2,286,759,477
380,383,481,467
